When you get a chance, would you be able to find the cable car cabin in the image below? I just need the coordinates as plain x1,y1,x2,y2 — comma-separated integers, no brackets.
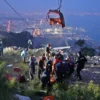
47,10,65,28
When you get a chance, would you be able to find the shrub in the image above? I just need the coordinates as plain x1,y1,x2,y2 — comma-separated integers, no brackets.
81,47,95,56
75,39,85,47
52,81,100,100
0,62,15,100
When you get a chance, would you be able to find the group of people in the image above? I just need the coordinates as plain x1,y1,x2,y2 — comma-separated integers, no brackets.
20,44,87,90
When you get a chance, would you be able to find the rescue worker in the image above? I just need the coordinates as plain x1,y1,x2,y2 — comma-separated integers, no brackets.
52,54,62,76
38,56,44,79
75,51,87,80
65,56,75,76
42,53,46,68
28,39,33,49
45,44,51,60
29,54,36,80
56,50,64,60
46,58,52,73
21,48,28,63
41,68,51,89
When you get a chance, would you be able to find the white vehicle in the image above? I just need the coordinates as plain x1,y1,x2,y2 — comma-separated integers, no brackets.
53,46,71,50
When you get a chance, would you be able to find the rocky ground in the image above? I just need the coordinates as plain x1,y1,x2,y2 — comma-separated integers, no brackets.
80,64,100,84
68,63,100,85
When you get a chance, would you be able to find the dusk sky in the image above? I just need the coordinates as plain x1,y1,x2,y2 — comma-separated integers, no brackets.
0,0,100,13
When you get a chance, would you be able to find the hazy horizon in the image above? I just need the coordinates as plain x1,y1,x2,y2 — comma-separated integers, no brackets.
0,0,100,42
0,0,100,13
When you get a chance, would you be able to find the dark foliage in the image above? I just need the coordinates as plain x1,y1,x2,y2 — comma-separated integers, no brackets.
81,46,95,56
75,39,85,47
0,31,33,48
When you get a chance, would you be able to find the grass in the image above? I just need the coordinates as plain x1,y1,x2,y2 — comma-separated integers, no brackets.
0,50,44,100
0,61,15,100
0,60,42,100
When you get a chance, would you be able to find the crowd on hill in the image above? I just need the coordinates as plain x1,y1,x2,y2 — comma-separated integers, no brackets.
20,43,87,90
0,39,87,90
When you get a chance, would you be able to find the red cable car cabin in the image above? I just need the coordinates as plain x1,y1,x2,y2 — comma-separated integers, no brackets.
47,10,65,28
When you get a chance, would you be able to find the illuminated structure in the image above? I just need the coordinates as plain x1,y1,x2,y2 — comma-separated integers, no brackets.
6,20,16,32
7,20,11,32
32,28,40,36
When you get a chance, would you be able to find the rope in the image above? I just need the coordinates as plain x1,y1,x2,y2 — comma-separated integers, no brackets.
58,0,60,8
3,0,29,25
57,0,62,10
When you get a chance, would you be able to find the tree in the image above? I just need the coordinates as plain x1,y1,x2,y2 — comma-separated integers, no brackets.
81,47,95,57
0,31,33,47
75,39,85,47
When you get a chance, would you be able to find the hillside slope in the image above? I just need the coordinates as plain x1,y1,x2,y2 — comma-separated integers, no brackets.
0,31,33,48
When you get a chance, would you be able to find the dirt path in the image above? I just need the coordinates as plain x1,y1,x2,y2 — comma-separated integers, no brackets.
81,65,100,84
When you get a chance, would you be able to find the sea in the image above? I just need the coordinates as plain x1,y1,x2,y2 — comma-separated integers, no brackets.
1,14,100,43
65,15,100,43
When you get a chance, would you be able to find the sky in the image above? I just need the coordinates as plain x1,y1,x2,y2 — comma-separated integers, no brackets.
0,0,100,13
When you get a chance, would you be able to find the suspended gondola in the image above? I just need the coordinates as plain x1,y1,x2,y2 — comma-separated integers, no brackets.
47,0,65,28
